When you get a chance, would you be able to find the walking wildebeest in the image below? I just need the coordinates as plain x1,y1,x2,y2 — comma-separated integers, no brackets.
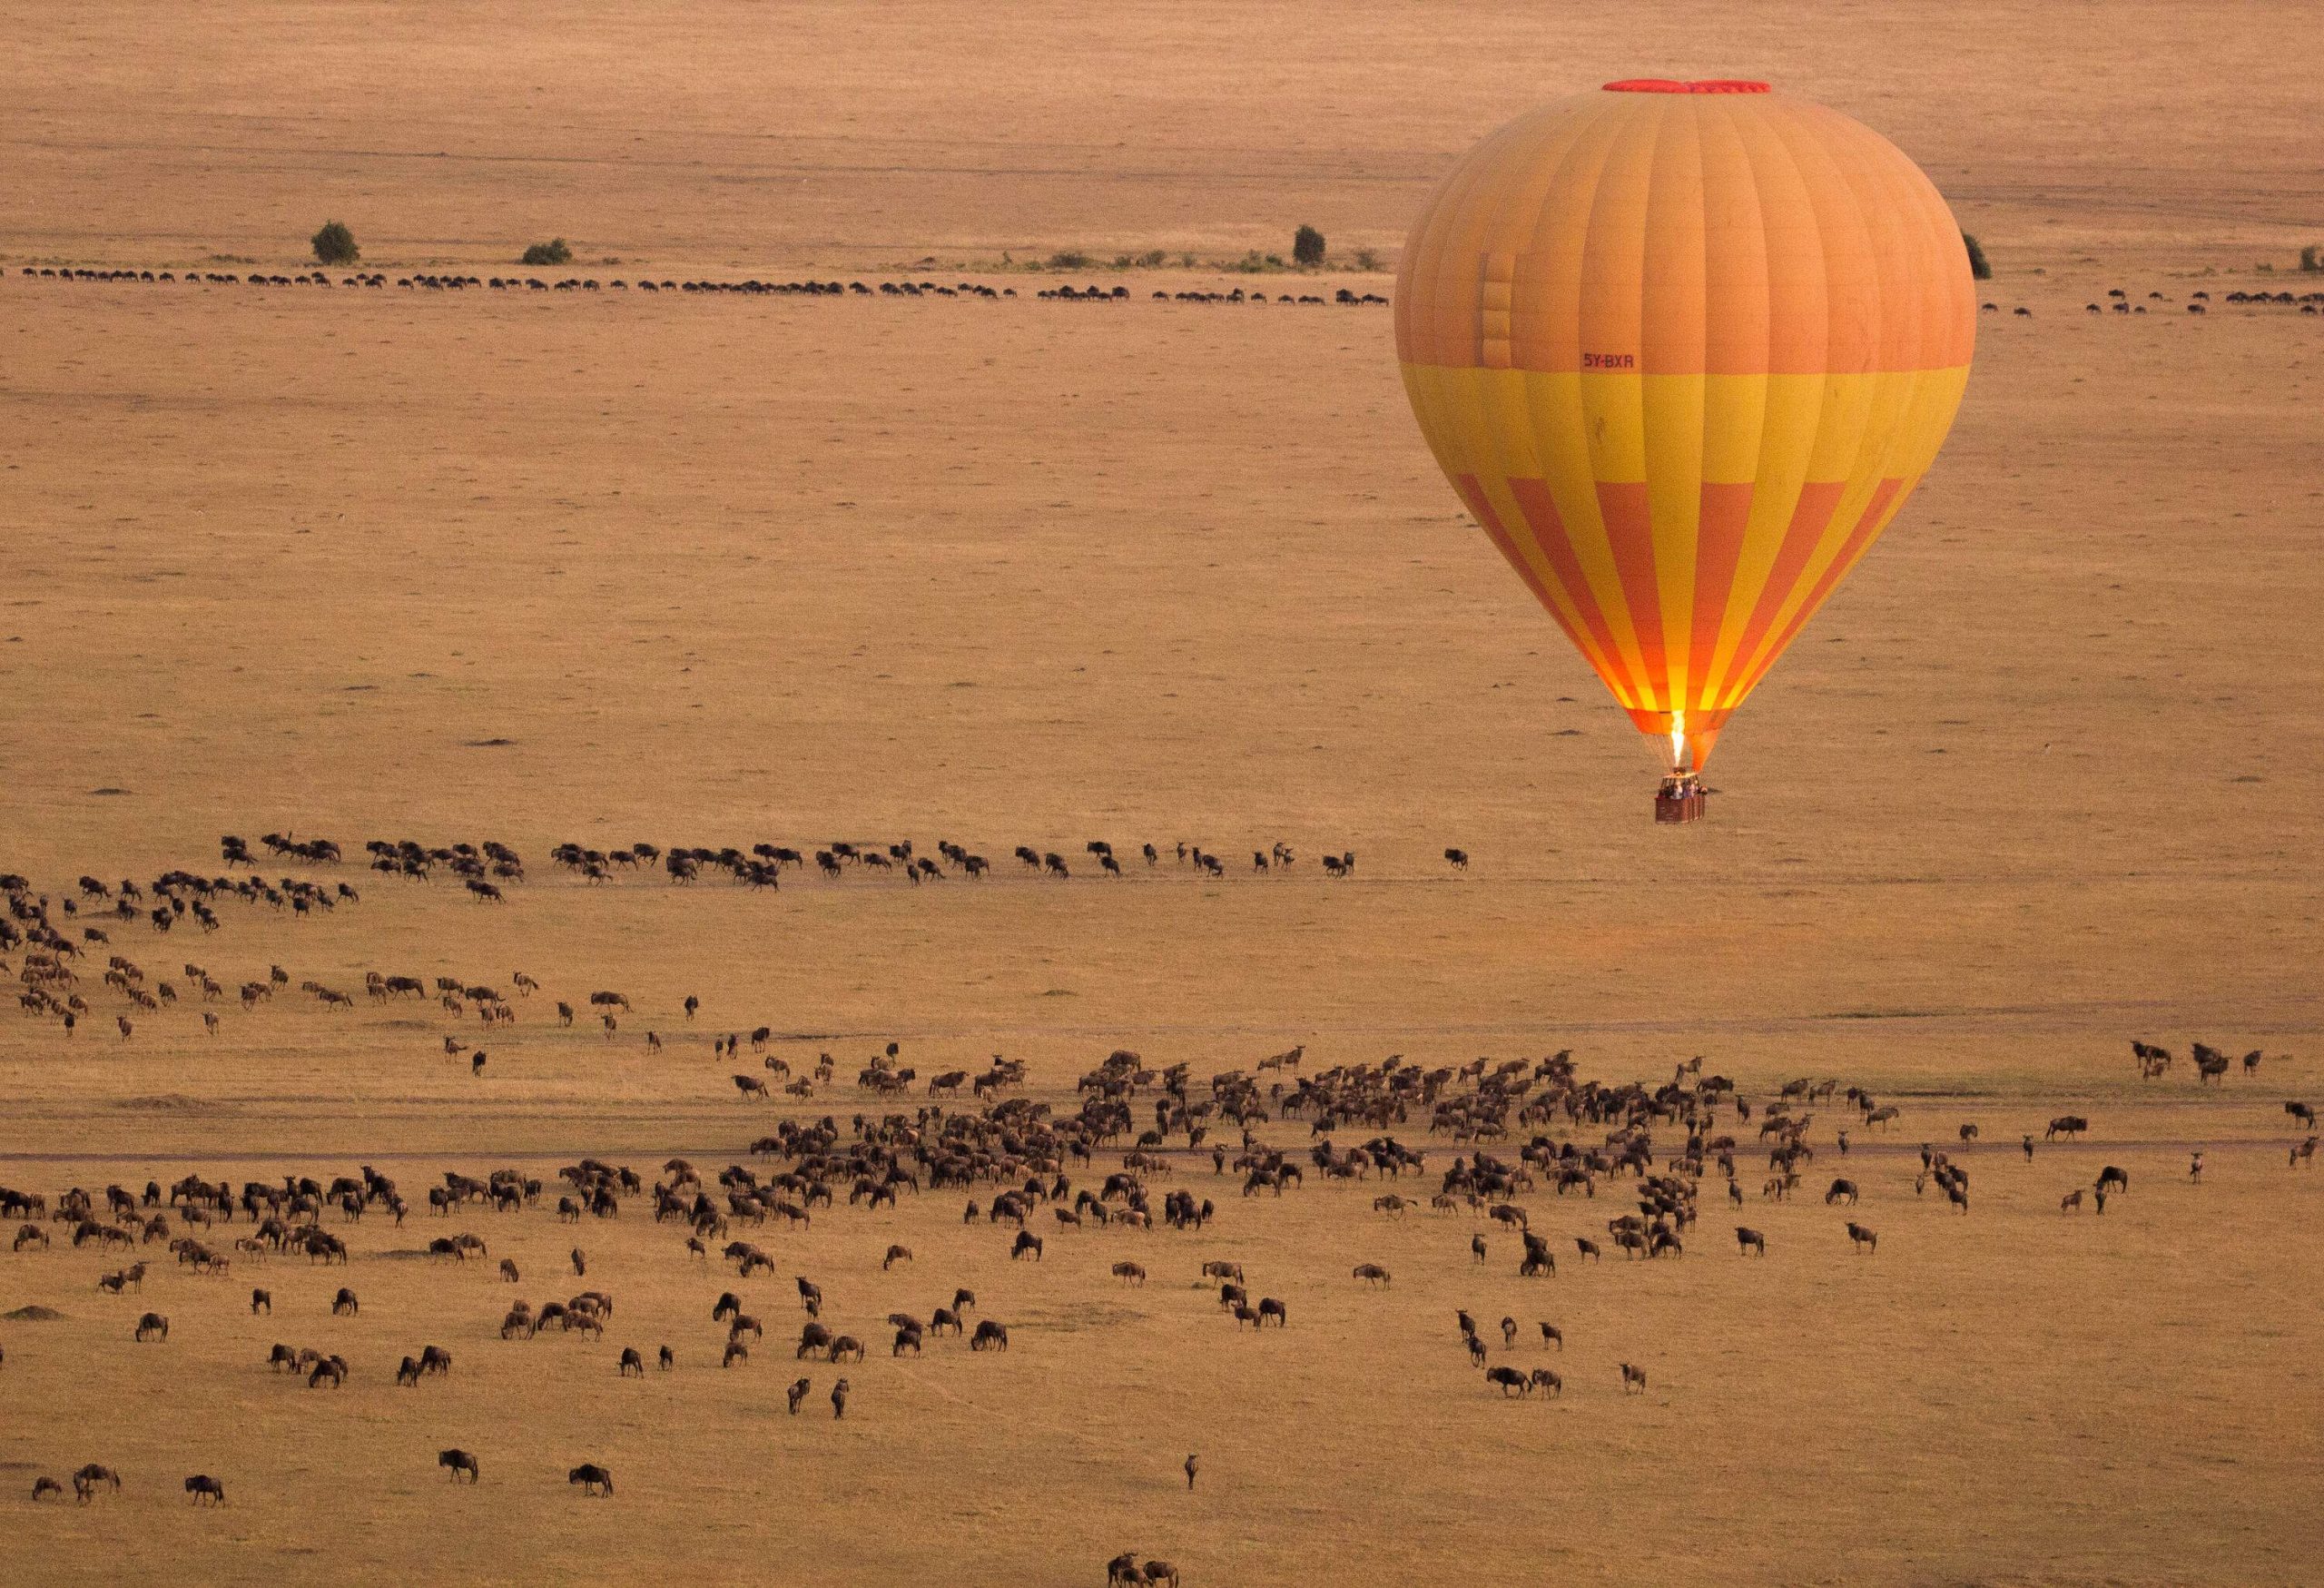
568,1464,613,1496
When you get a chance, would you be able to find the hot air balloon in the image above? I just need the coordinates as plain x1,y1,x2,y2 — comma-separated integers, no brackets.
1394,79,1974,821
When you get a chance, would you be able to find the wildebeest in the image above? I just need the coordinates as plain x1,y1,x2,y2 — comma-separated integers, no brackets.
1620,1362,1648,1394
1735,1226,1766,1256
1484,1365,1531,1396
831,1377,850,1418
2045,1115,2090,1140
619,1346,645,1376
787,1376,811,1415
1530,1367,1562,1395
2096,1165,2129,1196
568,1463,614,1496
184,1474,225,1505
74,1464,123,1503
439,1448,479,1483
1824,1179,1858,1206
1113,1260,1147,1286
1351,1262,1390,1287
971,1319,1009,1352
134,1311,170,1342
333,1287,359,1317
1846,1221,1877,1254
1011,1230,1043,1261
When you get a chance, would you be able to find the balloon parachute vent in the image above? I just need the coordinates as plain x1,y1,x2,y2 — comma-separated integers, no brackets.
1655,776,1708,824
1603,79,1770,94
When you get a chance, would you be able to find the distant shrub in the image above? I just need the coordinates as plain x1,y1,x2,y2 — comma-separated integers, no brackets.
521,239,573,267
1293,224,1325,267
2300,244,2323,272
1353,247,1380,271
1046,250,1090,270
1963,232,1991,281
1135,249,1167,268
310,221,359,265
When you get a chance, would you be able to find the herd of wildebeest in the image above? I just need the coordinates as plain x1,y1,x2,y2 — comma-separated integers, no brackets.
19,261,2324,327
4,838,2308,1584
11,261,1389,309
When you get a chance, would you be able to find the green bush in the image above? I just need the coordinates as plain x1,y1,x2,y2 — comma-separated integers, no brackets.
1293,224,1325,267
1045,250,1090,270
310,221,359,265
521,239,573,267
1135,249,1167,269
1962,232,1991,281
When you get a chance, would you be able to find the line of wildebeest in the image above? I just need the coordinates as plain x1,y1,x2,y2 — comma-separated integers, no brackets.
3,829,1417,1040
5,1001,2307,1585
13,262,1388,310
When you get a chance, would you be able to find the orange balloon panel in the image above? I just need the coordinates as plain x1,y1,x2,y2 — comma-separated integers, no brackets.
1394,81,1974,770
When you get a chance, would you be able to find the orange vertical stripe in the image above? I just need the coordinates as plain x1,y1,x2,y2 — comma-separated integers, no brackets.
1505,478,1635,701
1721,478,1844,703
1594,480,1667,708
1688,481,1755,710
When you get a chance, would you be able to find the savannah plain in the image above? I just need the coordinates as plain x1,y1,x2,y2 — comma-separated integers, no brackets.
3,4,2321,1584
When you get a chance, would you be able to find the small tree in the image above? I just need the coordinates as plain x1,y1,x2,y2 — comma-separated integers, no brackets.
521,239,573,267
1962,232,1991,281
2300,244,2323,273
1293,224,1326,267
311,221,359,265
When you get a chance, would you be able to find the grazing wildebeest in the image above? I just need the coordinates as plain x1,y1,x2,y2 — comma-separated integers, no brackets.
1141,1561,1181,1588
1735,1226,1767,1257
1846,1221,1877,1254
1011,1230,1043,1261
1108,1553,1141,1588
568,1464,614,1496
251,1287,271,1314
1351,1262,1390,1287
33,1476,65,1501
971,1319,1010,1352
185,1474,225,1505
2096,1165,2129,1196
883,1244,912,1271
1620,1362,1648,1394
1485,1365,1531,1396
332,1287,359,1317
134,1311,170,1342
1258,1297,1287,1327
1824,1179,1858,1206
397,1356,424,1387
723,1339,749,1368
74,1465,122,1503
619,1346,645,1376
787,1376,812,1415
309,1355,348,1387
796,1323,832,1359
439,1448,479,1483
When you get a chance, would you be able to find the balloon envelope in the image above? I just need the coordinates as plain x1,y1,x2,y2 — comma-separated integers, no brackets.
1394,80,1974,772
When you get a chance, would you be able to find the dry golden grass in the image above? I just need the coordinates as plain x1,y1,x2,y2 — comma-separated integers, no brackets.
2,3,2321,1584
